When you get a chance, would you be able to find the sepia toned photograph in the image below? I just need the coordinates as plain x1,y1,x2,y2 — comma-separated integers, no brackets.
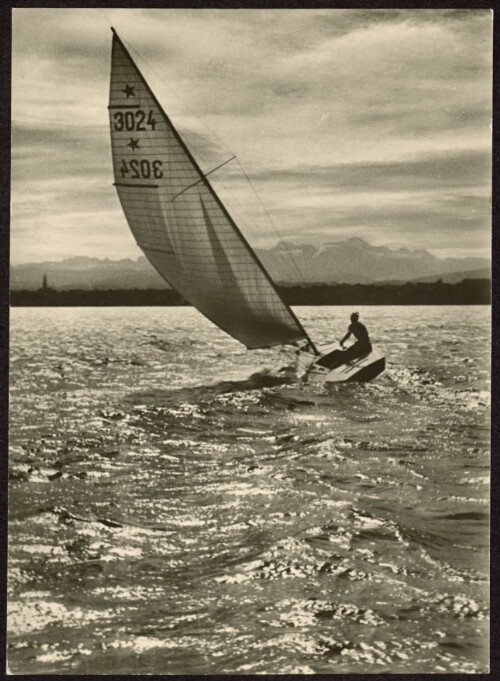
8,6,491,674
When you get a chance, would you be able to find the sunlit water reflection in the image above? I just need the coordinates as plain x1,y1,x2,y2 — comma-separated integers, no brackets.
8,306,489,674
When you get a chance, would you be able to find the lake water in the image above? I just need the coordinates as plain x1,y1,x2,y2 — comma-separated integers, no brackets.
8,305,490,674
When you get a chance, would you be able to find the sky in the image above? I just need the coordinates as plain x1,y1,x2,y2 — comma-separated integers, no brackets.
11,8,492,264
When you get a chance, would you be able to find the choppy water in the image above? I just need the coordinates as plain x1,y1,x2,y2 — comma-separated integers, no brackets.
8,305,489,674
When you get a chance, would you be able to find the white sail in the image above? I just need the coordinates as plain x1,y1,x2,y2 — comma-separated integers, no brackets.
108,29,314,350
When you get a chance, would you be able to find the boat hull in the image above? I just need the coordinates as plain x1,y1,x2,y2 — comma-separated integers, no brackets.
303,345,386,384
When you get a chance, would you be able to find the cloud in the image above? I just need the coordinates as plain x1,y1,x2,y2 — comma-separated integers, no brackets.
245,149,491,193
11,8,492,264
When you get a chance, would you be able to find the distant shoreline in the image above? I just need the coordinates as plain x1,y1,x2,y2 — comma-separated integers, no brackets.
10,279,490,306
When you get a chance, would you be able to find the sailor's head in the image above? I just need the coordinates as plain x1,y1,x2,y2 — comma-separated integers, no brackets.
350,312,359,322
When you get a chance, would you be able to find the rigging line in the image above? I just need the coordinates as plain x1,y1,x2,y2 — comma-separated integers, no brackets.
205,160,304,291
168,105,307,287
201,162,261,231
171,156,236,201
196,151,297,282
121,36,236,162
234,158,308,287
204,164,283,272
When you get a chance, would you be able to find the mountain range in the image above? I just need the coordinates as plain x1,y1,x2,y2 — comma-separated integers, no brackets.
10,238,490,291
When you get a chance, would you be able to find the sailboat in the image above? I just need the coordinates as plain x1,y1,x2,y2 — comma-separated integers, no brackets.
108,28,385,383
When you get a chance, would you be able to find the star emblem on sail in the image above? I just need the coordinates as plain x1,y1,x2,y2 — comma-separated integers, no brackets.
121,84,135,98
127,138,140,151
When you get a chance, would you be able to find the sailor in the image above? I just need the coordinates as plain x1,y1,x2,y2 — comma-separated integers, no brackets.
340,312,372,360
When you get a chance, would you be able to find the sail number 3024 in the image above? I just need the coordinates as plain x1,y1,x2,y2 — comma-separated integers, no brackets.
120,159,163,179
113,109,157,131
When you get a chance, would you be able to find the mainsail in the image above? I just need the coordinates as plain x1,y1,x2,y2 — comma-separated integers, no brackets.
108,28,316,350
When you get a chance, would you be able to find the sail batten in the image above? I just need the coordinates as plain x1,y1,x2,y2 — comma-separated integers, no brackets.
109,29,315,350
